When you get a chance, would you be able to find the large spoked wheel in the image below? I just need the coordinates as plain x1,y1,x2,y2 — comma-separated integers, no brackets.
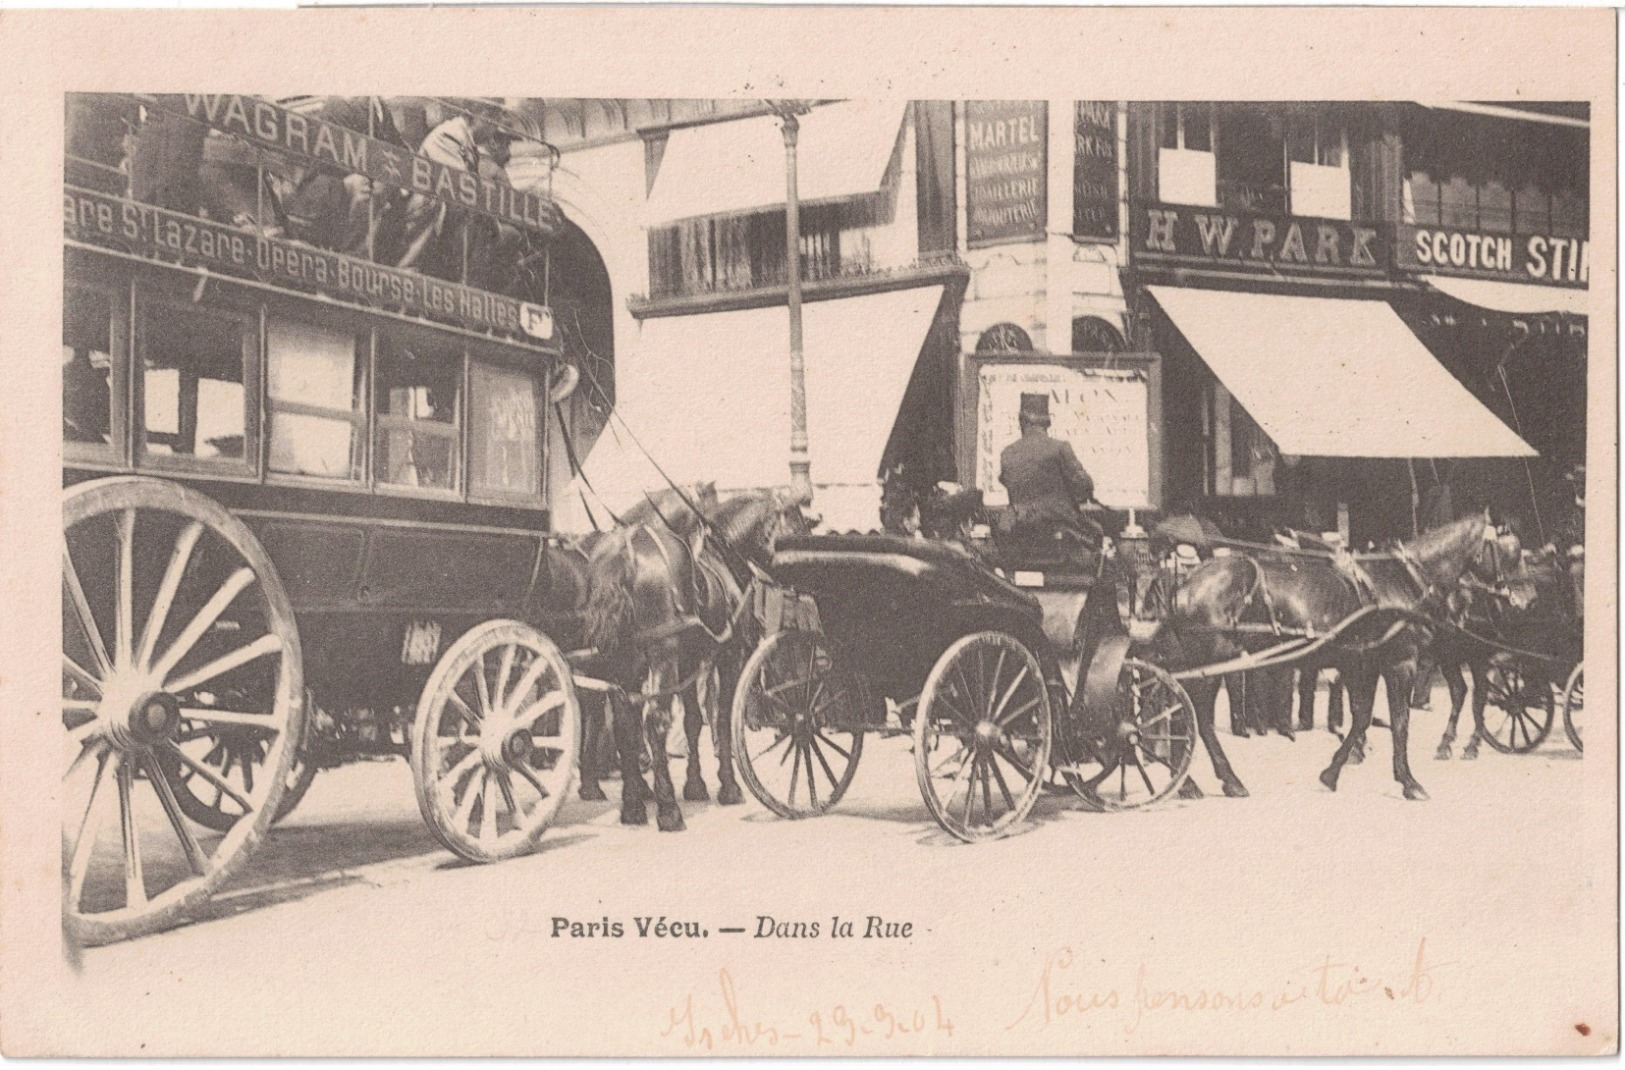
1561,663,1584,753
158,697,318,832
914,632,1052,842
411,620,581,864
1477,657,1554,754
1062,659,1195,811
62,477,304,946
731,629,865,818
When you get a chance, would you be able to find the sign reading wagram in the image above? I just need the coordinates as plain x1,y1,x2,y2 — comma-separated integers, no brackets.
975,363,1152,510
964,100,1048,246
65,186,552,342
141,94,564,239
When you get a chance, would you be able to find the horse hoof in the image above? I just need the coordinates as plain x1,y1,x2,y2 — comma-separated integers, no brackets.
1403,784,1430,802
1434,744,1452,761
579,782,608,802
1461,747,1479,762
717,783,745,806
1177,780,1205,800
621,802,648,826
1318,768,1339,792
683,780,710,803
1223,781,1250,799
1348,748,1366,766
657,807,686,833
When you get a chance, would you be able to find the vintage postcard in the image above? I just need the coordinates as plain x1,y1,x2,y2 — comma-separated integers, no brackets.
0,6,1615,1057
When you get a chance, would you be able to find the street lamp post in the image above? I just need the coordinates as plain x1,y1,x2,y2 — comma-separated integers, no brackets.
770,100,814,505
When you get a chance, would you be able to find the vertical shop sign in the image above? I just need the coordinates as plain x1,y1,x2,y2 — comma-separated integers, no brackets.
1072,102,1119,240
965,100,1047,247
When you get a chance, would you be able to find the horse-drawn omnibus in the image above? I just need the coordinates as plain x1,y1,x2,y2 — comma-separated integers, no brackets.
61,94,585,944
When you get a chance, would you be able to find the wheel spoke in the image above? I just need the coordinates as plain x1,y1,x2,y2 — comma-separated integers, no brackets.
451,768,484,832
960,754,979,827
501,652,553,720
136,520,203,671
166,633,283,695
807,733,840,792
160,740,253,812
987,751,1018,810
66,750,112,908
179,707,278,730
447,689,481,728
63,653,103,697
988,662,1031,727
115,509,135,670
980,752,995,817
995,694,1042,729
786,736,803,805
142,753,208,877
1131,752,1157,795
510,691,566,730
439,748,483,794
116,759,146,908
751,730,791,762
813,730,852,760
991,737,1037,781
149,567,255,684
803,742,820,811
63,541,112,678
1138,702,1183,731
494,769,520,822
511,759,549,800
493,645,518,712
984,647,1008,721
934,690,981,730
472,655,494,718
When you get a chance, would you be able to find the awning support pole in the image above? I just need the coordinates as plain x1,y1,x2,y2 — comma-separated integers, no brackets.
773,101,814,506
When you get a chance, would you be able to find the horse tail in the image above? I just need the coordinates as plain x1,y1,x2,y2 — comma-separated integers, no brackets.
584,531,637,657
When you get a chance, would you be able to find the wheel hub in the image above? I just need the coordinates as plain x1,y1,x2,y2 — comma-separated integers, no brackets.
500,730,532,765
974,721,999,749
99,678,181,751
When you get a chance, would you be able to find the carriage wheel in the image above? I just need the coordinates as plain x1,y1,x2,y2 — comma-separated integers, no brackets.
158,706,318,832
1477,658,1555,754
1561,663,1584,754
1062,659,1195,811
730,629,864,818
411,620,581,863
62,477,303,946
914,632,1052,842
272,742,320,823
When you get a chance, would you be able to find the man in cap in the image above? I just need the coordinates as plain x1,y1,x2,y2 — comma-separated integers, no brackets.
998,392,1096,539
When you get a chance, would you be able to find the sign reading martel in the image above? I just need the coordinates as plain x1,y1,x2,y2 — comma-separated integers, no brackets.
965,100,1047,247
1132,203,1387,278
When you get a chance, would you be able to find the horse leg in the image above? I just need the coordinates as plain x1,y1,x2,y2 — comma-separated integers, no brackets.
1461,660,1487,761
1327,672,1345,735
1269,668,1295,740
577,697,609,801
1320,666,1376,791
1435,658,1467,759
1176,678,1216,799
644,659,686,832
713,653,744,806
1386,661,1428,800
681,668,710,802
1224,674,1250,738
1410,654,1436,709
1192,677,1248,798
611,689,650,825
1296,669,1318,732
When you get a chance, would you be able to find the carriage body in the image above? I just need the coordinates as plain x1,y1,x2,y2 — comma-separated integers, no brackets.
62,101,585,944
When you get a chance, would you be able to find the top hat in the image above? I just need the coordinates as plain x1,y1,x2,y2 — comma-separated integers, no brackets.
1018,393,1051,425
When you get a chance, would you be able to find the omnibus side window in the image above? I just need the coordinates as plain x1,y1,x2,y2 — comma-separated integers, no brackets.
469,362,543,502
376,335,460,492
137,301,250,465
267,318,366,481
64,285,114,449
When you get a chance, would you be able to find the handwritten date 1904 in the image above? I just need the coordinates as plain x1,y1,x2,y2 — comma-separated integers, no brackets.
661,968,954,1051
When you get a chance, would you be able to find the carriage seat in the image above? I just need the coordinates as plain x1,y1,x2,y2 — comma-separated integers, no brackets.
988,513,1102,582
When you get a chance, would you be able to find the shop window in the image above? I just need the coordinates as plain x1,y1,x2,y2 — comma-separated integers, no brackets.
1209,383,1277,498
1157,103,1216,208
376,334,461,492
1439,176,1479,229
63,284,116,452
1513,185,1552,234
469,362,543,501
267,317,366,481
1216,108,1286,214
648,200,877,300
137,301,251,468
1478,181,1513,233
1287,117,1350,220
1409,169,1586,238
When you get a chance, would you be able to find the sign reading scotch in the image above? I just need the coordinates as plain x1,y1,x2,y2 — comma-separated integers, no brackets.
976,363,1152,510
1396,224,1588,287
965,100,1047,247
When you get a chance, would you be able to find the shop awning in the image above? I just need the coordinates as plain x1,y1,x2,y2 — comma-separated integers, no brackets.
1423,275,1589,316
1147,286,1536,458
568,284,946,531
644,101,906,225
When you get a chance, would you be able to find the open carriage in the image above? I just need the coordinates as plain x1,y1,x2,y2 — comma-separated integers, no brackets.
61,94,597,944
727,524,1202,842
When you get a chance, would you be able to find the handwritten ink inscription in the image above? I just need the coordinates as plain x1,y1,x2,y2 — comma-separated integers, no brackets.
1006,938,1453,1035
662,968,954,1051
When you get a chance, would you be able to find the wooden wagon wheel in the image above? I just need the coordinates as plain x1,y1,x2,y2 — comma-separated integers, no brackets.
730,629,864,818
1561,663,1584,754
62,477,304,946
1062,658,1196,811
914,632,1052,842
158,689,319,832
1476,656,1554,755
410,620,581,863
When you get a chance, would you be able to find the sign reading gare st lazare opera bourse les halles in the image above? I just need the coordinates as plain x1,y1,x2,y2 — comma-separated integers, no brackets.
965,100,1048,247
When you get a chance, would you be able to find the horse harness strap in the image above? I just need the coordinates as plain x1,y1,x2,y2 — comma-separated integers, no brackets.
1237,556,1284,637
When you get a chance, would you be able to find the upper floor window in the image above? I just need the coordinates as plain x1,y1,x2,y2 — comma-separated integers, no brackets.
267,317,366,481
1407,171,1587,237
646,199,886,300
136,300,254,470
376,334,461,493
1157,103,1216,208
1287,115,1350,220
1156,104,1352,220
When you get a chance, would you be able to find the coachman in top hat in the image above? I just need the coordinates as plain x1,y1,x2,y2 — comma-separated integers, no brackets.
998,392,1096,539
